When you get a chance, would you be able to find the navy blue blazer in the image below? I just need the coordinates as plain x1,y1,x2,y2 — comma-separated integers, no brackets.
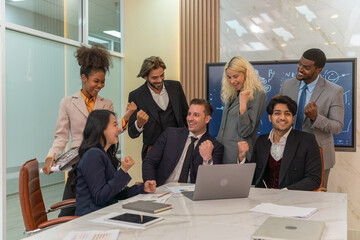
248,129,322,191
128,80,189,160
75,147,143,216
142,127,224,186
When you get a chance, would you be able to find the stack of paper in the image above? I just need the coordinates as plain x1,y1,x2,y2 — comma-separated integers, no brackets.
249,203,318,219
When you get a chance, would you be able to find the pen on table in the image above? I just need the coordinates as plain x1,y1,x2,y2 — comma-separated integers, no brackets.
157,192,170,198
262,179,268,189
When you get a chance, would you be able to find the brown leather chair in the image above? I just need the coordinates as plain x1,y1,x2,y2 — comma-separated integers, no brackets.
19,158,79,234
314,147,327,192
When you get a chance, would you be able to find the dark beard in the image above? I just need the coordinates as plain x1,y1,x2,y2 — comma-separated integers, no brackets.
147,80,162,90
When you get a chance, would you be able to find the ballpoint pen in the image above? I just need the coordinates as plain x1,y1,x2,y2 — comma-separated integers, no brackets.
157,192,170,198
262,179,268,189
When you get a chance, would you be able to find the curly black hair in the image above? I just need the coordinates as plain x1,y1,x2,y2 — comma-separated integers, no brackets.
75,44,112,78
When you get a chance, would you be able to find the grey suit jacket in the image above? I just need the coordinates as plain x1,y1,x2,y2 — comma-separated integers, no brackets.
217,90,267,164
279,76,344,169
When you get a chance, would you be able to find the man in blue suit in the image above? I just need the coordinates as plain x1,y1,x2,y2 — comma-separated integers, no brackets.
142,99,224,186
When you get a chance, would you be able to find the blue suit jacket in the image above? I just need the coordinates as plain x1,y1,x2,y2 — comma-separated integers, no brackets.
75,147,143,216
142,127,224,186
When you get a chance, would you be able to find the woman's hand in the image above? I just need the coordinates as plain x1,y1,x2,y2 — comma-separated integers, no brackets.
237,141,249,162
42,157,54,175
123,102,137,122
121,156,135,173
144,180,157,193
239,90,251,114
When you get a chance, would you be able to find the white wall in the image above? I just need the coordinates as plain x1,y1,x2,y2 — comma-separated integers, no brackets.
123,0,180,183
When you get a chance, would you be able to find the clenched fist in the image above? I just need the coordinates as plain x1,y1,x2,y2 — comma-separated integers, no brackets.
144,180,156,193
237,141,249,162
123,102,137,122
239,90,251,114
199,140,214,162
304,102,318,121
121,156,135,173
137,110,149,128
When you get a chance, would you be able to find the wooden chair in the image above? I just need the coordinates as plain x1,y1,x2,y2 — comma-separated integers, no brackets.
19,158,78,235
314,147,327,192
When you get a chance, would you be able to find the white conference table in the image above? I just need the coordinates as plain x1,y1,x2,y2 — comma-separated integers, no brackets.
24,183,347,240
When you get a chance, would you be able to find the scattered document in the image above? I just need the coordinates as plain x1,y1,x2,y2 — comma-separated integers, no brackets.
64,229,119,240
249,203,318,219
166,185,195,194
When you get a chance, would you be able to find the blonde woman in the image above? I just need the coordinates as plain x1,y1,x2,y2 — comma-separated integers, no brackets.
217,56,267,164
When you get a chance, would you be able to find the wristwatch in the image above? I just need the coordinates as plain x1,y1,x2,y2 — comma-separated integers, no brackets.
204,158,213,165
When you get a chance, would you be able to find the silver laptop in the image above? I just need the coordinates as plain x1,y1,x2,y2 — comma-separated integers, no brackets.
182,163,255,201
252,217,324,240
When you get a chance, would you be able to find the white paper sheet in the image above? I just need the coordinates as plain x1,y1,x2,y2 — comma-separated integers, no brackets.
166,185,195,194
249,203,318,219
64,229,119,240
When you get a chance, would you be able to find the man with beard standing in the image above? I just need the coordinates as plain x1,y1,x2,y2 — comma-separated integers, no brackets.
279,48,344,187
128,56,189,160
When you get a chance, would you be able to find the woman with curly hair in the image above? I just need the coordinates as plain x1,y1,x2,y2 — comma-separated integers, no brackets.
217,56,267,164
42,44,136,216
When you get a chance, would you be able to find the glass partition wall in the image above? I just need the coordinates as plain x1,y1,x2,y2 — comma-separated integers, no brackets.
1,0,123,239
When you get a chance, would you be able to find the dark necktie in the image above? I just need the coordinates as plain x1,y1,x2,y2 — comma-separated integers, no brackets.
178,137,198,183
295,84,308,131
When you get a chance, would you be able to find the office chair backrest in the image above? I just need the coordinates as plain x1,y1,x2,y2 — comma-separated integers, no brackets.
19,158,48,231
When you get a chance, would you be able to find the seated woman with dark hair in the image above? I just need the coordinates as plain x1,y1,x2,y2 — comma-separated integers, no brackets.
75,109,156,216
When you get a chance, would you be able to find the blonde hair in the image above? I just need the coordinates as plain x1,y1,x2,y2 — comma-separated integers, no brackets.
220,56,265,104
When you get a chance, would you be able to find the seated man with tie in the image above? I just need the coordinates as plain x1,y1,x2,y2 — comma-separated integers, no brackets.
238,96,322,191
142,99,224,186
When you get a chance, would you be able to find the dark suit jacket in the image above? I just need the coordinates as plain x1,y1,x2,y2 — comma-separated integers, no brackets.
75,147,144,216
248,130,321,191
128,80,189,160
142,127,224,186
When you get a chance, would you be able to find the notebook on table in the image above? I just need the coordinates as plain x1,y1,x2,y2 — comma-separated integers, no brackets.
251,217,324,240
122,201,172,214
182,163,256,201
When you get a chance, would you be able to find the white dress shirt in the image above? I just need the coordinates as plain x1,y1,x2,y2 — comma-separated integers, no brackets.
268,127,292,161
135,83,169,132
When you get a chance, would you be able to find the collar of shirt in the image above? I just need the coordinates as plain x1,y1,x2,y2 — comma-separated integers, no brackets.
299,74,319,94
268,127,292,144
80,90,95,113
268,127,292,161
189,131,205,142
